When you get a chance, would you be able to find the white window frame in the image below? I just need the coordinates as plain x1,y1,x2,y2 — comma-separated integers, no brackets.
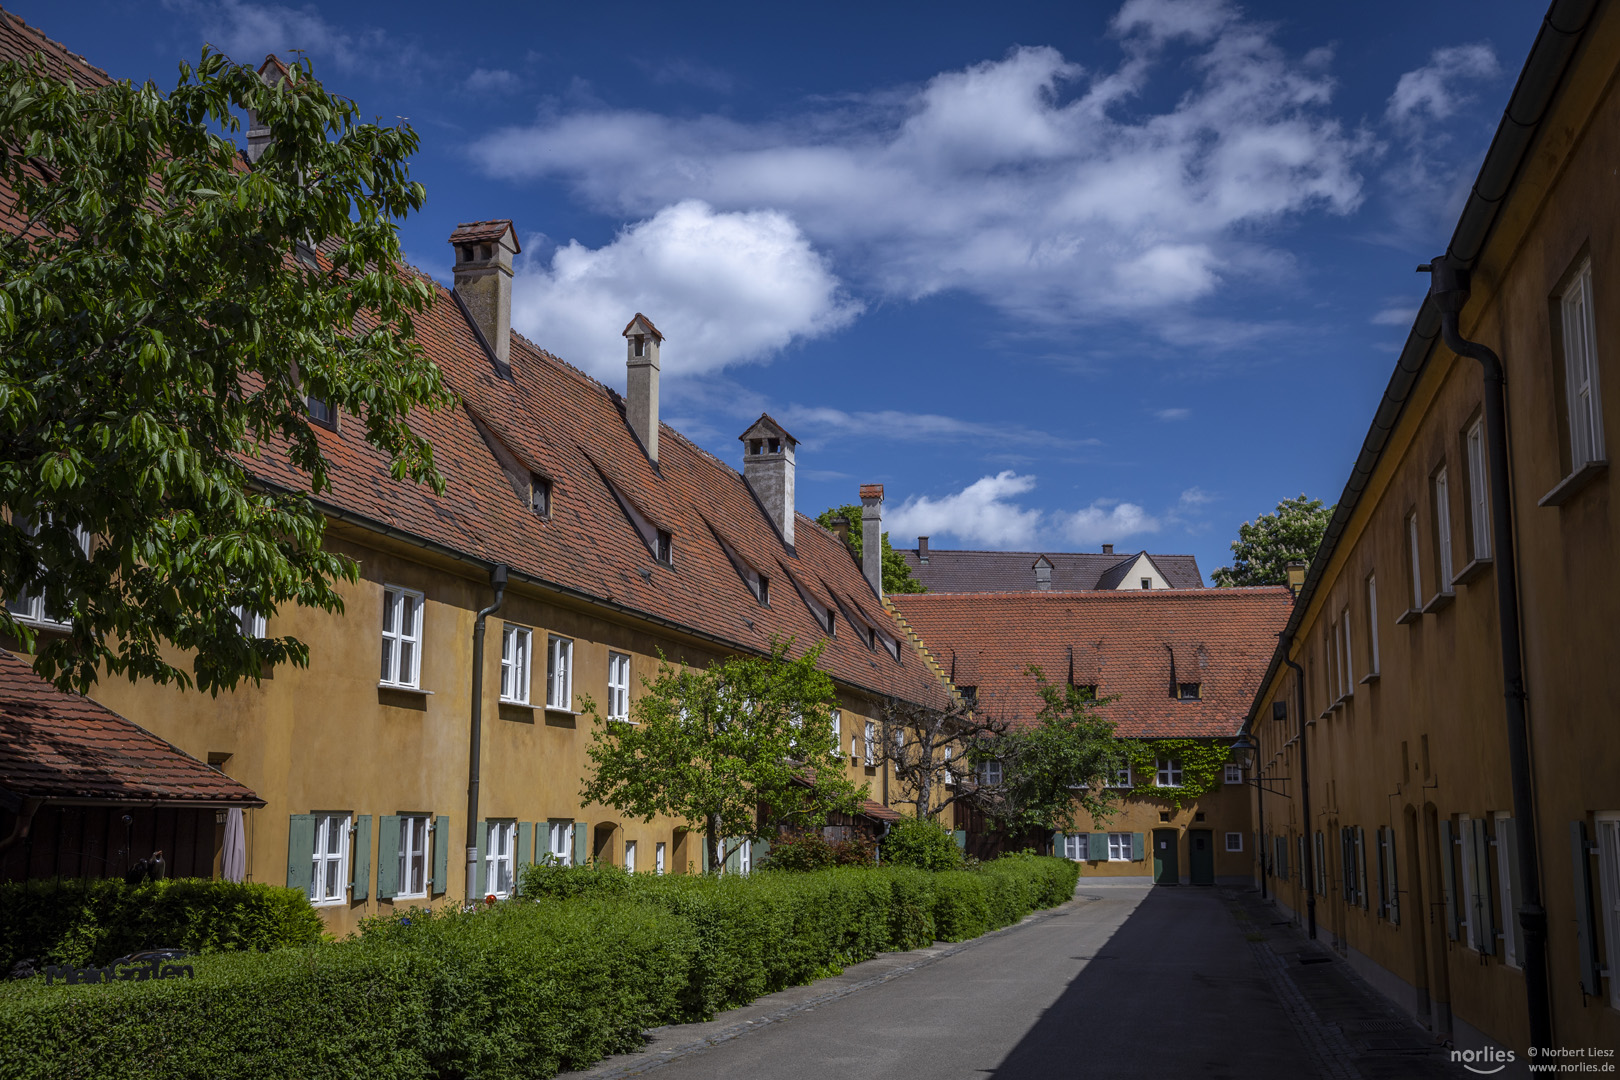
624,839,637,873
1063,833,1088,860
1225,832,1243,853
486,820,516,899
231,605,266,638
1466,419,1491,559
1407,513,1423,609
546,635,574,711
944,745,955,785
607,651,631,720
1457,813,1478,951
1107,833,1132,861
1156,758,1182,787
739,839,752,875
1561,258,1605,469
1224,764,1243,785
655,841,667,875
1366,574,1380,675
1113,765,1133,788
830,709,841,756
547,820,574,865
398,814,430,900
500,625,532,705
1594,811,1620,1010
311,812,351,906
979,759,1003,787
380,586,423,689
851,733,860,761
6,517,90,628
1494,811,1518,969
1340,606,1354,695
863,721,875,766
1434,467,1454,591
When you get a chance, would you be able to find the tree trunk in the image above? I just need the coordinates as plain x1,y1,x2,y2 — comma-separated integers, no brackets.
707,812,723,875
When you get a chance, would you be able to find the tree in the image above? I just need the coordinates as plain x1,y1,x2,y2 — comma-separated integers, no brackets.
814,504,926,594
0,51,452,693
877,693,1010,823
579,639,867,874
1211,495,1335,587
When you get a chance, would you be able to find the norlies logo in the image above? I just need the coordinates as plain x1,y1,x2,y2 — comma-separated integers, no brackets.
1452,1047,1516,1075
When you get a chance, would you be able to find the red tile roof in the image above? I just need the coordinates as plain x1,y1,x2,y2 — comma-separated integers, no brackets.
860,484,883,501
889,588,1293,738
448,220,519,251
0,650,262,805
900,547,1205,592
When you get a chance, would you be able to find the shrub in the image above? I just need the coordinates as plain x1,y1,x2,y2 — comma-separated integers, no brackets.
0,878,324,969
880,817,965,872
756,831,877,872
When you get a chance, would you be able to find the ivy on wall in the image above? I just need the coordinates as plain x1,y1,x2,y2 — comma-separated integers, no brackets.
1118,738,1234,809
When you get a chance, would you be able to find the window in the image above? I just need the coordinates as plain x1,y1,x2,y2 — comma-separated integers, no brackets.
1176,682,1201,700
1063,833,1088,860
546,635,573,710
1494,812,1518,968
830,709,841,756
757,575,770,605
1156,758,1182,786
1113,765,1133,788
739,840,752,875
1074,684,1097,700
607,651,631,720
978,760,1003,787
547,820,574,865
655,841,667,875
943,746,955,785
1465,420,1490,559
893,729,904,773
486,821,516,898
311,813,350,905
528,474,552,516
1592,814,1620,1008
1224,764,1243,785
380,586,423,688
1406,513,1423,609
1365,575,1380,675
1140,577,1151,590
957,685,978,705
1107,833,1133,861
655,528,673,566
863,722,875,765
1560,258,1605,469
625,840,637,873
232,606,266,638
307,395,335,427
1314,832,1327,896
1433,467,1454,590
6,517,90,627
1225,832,1243,853
1340,607,1353,694
500,625,531,704
1456,814,1479,951
850,733,860,760
398,815,430,899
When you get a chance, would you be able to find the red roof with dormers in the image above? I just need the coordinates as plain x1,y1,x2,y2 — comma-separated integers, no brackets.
889,588,1293,738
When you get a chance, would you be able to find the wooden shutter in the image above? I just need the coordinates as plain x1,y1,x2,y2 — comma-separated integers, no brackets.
952,829,967,851
350,815,372,902
1571,821,1603,995
702,836,711,872
1089,832,1109,861
432,815,449,895
573,822,587,866
1357,827,1369,910
286,814,316,896
1384,827,1400,925
1374,829,1387,917
517,822,534,871
1470,818,1496,955
1131,833,1145,861
754,838,770,865
376,815,401,900
1051,831,1064,857
1439,819,1459,941
1500,820,1520,960
474,820,487,896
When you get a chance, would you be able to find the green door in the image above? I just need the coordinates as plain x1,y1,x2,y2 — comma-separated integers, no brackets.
1189,829,1215,886
1152,828,1180,885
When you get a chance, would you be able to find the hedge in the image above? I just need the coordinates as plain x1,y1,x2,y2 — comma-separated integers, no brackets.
0,878,325,969
0,856,1078,1079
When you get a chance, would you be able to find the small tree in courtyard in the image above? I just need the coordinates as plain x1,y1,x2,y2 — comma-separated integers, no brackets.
877,693,1011,822
579,639,867,874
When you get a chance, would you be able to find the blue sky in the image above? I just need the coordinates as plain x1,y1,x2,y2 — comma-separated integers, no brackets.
18,0,1542,580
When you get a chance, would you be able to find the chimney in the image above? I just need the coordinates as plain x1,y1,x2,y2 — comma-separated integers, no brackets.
860,484,884,596
450,221,521,368
623,313,664,463
918,536,929,564
1285,559,1308,598
830,516,850,545
1102,543,1114,556
739,414,797,545
245,56,292,164
1034,556,1053,591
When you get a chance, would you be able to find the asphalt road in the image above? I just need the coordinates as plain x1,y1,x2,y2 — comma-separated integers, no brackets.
580,882,1318,1080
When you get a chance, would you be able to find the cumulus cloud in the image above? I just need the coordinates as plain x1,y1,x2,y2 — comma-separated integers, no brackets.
1386,44,1501,133
473,4,1370,340
510,200,861,380
169,0,422,75
885,472,1161,549
1061,501,1160,545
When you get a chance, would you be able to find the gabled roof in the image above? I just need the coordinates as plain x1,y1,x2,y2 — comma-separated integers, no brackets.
901,548,1205,592
1094,551,1174,590
622,312,664,342
448,219,520,252
0,651,262,807
738,412,797,447
889,588,1292,738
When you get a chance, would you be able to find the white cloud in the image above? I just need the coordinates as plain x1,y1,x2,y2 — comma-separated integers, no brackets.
510,200,860,380
779,406,1084,450
1061,501,1160,545
1386,44,1501,132
1154,407,1190,421
1370,304,1418,326
172,0,420,75
885,472,1161,549
465,68,522,95
473,5,1370,341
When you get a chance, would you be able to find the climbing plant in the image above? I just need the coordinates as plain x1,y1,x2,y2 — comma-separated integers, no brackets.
1118,738,1235,809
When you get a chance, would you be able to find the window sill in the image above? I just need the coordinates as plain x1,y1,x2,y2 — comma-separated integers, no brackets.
379,682,432,695
1395,608,1422,626
1358,672,1381,685
1451,558,1492,587
1420,590,1454,615
607,717,640,725
544,706,580,716
499,697,531,708
1538,459,1607,507
393,891,428,902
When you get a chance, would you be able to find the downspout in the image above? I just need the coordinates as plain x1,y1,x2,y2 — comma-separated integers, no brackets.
1283,645,1316,941
1421,256,1552,1053
1256,752,1267,903
464,563,509,907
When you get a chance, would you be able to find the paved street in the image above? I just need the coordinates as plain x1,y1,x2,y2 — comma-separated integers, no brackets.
571,882,1408,1080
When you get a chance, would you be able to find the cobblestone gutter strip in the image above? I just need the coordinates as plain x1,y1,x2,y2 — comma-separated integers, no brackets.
1247,936,1364,1080
566,897,1091,1080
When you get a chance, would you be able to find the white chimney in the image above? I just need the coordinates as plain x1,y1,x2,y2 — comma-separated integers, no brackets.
450,221,520,368
860,484,884,596
740,414,797,546
622,313,664,462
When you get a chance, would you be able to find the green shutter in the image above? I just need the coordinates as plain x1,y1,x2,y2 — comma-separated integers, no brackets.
1501,819,1520,960
702,837,711,872
1131,833,1144,861
474,821,488,895
1471,818,1496,955
432,815,449,895
754,838,770,865
573,822,587,866
1438,819,1459,941
286,814,317,897
1088,832,1108,861
952,829,967,851
1571,821,1603,995
1051,830,1064,857
376,815,401,900
350,815,372,901
517,822,534,870
1385,827,1399,926
1357,827,1369,910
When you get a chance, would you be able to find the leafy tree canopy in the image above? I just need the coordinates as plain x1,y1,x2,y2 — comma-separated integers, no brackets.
814,504,926,594
1211,494,1334,587
578,639,867,874
0,50,452,693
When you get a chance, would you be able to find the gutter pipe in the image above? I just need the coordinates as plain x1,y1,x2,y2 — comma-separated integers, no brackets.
1283,649,1316,941
1422,256,1553,1054
465,563,508,907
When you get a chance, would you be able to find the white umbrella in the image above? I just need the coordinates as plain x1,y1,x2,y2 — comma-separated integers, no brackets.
221,807,246,883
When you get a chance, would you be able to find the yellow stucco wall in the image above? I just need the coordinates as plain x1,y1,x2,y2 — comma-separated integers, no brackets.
1063,782,1254,882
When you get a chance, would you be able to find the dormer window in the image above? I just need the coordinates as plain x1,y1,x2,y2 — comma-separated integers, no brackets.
958,685,978,705
757,575,770,605
655,528,673,566
529,475,552,517
307,395,336,428
1140,578,1151,590
1177,682,1202,700
1075,684,1098,701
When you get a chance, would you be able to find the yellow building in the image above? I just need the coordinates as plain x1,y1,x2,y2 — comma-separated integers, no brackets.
1241,0,1620,1060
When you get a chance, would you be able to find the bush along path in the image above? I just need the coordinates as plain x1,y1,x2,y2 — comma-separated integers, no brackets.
0,856,1078,1080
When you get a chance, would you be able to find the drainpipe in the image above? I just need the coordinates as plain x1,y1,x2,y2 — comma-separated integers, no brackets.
1421,257,1552,1053
465,563,509,907
1283,644,1316,941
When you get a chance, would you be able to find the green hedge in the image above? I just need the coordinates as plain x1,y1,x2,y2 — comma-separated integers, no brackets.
0,878,325,968
0,857,1078,1080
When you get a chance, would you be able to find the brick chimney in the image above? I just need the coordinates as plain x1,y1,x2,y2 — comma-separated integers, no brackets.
860,484,884,597
918,536,930,564
1102,543,1114,556
623,313,664,462
450,221,520,368
740,414,797,545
